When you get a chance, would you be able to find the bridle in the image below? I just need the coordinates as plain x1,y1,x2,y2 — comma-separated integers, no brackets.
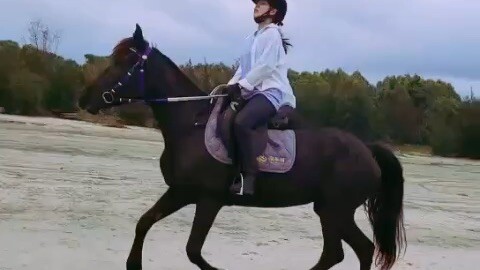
101,45,227,105
101,45,153,104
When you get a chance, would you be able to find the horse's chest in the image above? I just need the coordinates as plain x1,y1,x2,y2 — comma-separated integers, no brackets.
162,131,223,186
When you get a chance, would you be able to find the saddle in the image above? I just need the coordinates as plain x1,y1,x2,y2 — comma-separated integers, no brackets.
203,89,298,174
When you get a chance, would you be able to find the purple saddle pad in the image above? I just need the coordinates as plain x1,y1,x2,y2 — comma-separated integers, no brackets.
204,97,296,173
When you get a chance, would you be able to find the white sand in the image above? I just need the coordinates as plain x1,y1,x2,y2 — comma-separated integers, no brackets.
1,114,479,270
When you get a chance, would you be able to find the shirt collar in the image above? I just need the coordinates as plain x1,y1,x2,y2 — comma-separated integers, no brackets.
254,23,279,36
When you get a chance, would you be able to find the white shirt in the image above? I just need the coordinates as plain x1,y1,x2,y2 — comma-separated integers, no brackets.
228,23,296,109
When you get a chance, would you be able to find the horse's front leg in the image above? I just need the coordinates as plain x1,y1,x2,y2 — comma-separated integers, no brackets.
126,188,191,270
186,197,224,270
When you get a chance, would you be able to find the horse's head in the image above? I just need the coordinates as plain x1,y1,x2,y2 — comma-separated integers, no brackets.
78,24,162,114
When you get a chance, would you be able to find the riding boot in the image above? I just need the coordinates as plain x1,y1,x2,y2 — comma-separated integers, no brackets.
241,173,256,195
230,129,258,196
228,94,275,196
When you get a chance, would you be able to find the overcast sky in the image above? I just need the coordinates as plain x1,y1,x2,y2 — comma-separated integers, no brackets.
2,0,479,97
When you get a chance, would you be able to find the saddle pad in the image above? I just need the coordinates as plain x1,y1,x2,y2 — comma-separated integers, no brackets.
204,97,296,173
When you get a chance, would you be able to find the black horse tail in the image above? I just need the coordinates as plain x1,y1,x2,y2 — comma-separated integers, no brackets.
365,143,407,270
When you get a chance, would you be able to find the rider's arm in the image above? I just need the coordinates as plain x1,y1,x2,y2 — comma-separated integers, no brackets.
238,29,282,91
227,65,242,85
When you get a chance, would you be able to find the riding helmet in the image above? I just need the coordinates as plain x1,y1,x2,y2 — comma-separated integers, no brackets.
252,0,287,24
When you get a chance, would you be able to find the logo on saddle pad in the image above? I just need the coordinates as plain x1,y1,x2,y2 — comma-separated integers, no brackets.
257,155,286,164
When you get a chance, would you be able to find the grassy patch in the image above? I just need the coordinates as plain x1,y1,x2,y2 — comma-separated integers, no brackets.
395,144,432,156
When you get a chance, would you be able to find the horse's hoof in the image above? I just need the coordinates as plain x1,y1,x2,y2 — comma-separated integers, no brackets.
126,260,142,270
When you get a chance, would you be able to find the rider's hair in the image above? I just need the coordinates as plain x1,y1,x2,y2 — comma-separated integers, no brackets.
277,23,292,54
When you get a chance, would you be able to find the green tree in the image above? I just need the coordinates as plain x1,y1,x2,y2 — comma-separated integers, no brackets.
426,97,461,156
457,99,480,158
7,68,49,115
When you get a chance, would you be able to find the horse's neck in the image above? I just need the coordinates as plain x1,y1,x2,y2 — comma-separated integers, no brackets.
150,101,205,144
149,63,209,150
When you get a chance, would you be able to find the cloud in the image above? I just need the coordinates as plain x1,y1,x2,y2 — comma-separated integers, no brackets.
1,0,479,96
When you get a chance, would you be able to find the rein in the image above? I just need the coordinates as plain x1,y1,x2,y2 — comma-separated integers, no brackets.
101,45,227,105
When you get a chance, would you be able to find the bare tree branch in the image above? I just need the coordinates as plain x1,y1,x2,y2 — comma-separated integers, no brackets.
24,19,62,54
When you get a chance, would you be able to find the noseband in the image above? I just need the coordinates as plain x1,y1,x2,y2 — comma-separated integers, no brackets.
102,46,153,104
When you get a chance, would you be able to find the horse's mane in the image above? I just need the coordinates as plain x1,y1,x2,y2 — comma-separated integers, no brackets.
112,38,136,62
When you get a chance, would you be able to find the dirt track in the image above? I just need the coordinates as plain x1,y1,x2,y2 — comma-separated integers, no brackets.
1,114,479,270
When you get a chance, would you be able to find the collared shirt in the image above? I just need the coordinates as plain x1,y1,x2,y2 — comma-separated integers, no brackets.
228,23,296,109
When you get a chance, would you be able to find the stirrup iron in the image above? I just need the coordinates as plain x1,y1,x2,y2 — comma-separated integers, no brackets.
236,173,244,195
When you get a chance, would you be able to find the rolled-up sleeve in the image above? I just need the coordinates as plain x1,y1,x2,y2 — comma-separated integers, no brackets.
238,29,282,91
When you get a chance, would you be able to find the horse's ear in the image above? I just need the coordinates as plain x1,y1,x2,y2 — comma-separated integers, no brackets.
133,23,146,50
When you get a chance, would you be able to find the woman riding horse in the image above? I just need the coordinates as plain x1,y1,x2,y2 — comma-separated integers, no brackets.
226,0,296,196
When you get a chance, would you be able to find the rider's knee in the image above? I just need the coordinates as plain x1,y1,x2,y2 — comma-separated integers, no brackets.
233,113,250,131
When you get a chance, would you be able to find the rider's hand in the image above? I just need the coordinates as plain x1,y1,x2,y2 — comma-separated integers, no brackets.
226,83,242,101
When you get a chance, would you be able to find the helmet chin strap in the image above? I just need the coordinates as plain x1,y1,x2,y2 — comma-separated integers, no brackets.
254,8,274,24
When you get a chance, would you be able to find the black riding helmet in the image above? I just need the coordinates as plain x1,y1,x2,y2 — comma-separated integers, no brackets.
252,0,287,25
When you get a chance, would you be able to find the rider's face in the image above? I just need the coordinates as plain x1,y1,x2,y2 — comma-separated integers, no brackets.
254,0,275,18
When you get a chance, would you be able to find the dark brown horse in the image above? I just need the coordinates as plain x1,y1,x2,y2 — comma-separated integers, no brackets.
78,24,406,270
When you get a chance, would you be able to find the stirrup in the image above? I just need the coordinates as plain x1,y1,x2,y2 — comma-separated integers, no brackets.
236,173,244,195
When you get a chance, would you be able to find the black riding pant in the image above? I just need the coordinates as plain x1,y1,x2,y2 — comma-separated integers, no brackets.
233,94,276,174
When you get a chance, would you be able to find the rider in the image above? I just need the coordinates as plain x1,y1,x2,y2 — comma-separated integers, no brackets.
226,0,296,195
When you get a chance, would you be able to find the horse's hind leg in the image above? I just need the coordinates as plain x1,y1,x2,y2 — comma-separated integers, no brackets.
186,197,223,270
312,201,374,270
310,203,345,270
126,188,191,270
342,212,374,270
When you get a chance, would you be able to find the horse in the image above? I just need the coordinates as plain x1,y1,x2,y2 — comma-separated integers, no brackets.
78,24,406,270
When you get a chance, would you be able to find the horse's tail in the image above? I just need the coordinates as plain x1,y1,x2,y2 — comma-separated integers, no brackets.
365,143,407,270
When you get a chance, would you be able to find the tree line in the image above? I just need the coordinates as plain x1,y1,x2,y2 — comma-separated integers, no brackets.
0,22,478,159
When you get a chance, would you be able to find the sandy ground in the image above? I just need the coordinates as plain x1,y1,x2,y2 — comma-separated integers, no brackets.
0,114,479,270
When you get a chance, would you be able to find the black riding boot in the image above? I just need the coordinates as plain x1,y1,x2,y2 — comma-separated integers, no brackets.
228,94,276,196
229,128,258,196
